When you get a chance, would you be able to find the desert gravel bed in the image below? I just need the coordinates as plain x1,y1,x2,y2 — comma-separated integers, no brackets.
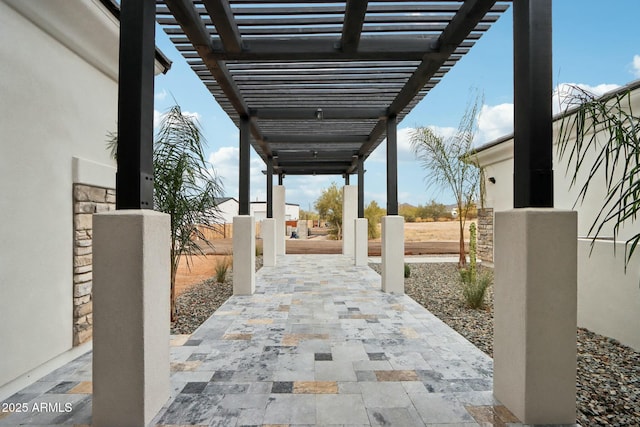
371,262,640,426
172,260,639,425
170,256,262,334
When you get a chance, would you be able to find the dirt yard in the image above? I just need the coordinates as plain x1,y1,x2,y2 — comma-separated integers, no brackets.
176,221,473,294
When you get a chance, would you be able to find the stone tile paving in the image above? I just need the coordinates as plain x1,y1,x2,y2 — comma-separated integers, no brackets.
1,255,528,426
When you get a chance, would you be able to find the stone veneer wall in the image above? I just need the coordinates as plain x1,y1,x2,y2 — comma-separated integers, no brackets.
477,208,494,264
73,184,115,345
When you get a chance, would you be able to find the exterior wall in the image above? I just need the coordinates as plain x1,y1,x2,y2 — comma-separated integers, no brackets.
0,1,119,387
474,85,640,350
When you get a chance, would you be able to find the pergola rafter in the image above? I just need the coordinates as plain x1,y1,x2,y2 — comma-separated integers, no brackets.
156,0,510,177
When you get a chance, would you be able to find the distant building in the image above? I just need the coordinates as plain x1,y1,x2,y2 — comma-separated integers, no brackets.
212,198,300,224
251,201,300,222
214,197,239,224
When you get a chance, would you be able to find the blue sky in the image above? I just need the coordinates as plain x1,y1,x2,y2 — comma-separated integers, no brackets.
153,1,640,210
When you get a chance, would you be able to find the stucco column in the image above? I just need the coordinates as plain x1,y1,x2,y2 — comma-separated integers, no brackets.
233,215,256,295
92,210,170,427
274,185,286,255
381,215,404,293
494,209,577,424
342,185,357,256
262,218,276,267
354,218,368,266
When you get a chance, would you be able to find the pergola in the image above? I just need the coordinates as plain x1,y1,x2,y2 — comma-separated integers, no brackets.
154,0,509,216
96,1,577,426
118,0,511,215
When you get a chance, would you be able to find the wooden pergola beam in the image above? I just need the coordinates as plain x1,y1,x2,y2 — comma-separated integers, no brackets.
341,0,368,53
202,0,243,53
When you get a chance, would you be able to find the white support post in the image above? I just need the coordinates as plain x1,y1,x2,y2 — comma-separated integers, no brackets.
262,218,276,267
274,185,286,255
381,215,404,293
354,218,368,266
233,215,256,295
494,209,577,424
342,185,357,257
92,210,170,427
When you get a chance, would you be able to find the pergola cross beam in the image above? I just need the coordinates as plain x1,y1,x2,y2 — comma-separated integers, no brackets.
202,0,242,53
341,0,369,53
354,0,499,165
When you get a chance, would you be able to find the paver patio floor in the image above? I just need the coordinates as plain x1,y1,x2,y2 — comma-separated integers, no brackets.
0,255,521,426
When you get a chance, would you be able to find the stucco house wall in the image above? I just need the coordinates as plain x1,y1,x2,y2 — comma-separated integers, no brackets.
475,81,640,350
0,0,168,392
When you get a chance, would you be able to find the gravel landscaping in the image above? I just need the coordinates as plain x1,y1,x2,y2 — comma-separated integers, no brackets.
372,262,640,426
171,260,640,425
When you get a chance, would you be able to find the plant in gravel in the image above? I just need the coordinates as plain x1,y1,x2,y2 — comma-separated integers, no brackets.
215,256,230,283
459,222,492,308
410,91,483,267
108,104,224,321
404,263,411,278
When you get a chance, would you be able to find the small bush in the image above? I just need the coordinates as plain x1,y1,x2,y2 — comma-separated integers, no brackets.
459,268,492,309
214,257,230,283
458,221,491,309
404,263,411,278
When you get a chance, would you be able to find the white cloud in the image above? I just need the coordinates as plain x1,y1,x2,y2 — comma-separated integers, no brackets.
285,175,334,208
154,89,168,101
397,127,415,158
182,110,202,122
369,126,456,164
426,125,457,140
153,109,202,129
208,146,264,199
153,110,161,128
632,54,640,77
465,82,624,145
476,103,514,144
553,82,621,114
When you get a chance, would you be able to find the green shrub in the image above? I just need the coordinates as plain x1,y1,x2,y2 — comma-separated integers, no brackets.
459,222,492,308
404,263,411,278
215,257,230,283
459,268,492,309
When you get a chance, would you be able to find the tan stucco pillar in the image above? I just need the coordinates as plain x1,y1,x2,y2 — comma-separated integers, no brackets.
274,185,286,255
381,215,404,293
262,218,276,267
92,210,170,427
342,185,357,256
354,218,368,266
233,215,256,295
494,208,577,424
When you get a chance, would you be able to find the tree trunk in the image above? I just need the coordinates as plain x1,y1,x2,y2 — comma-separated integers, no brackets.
170,255,178,322
458,220,467,268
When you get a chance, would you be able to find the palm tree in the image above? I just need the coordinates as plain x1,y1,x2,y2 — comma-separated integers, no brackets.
557,84,640,269
109,105,224,320
410,94,482,267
